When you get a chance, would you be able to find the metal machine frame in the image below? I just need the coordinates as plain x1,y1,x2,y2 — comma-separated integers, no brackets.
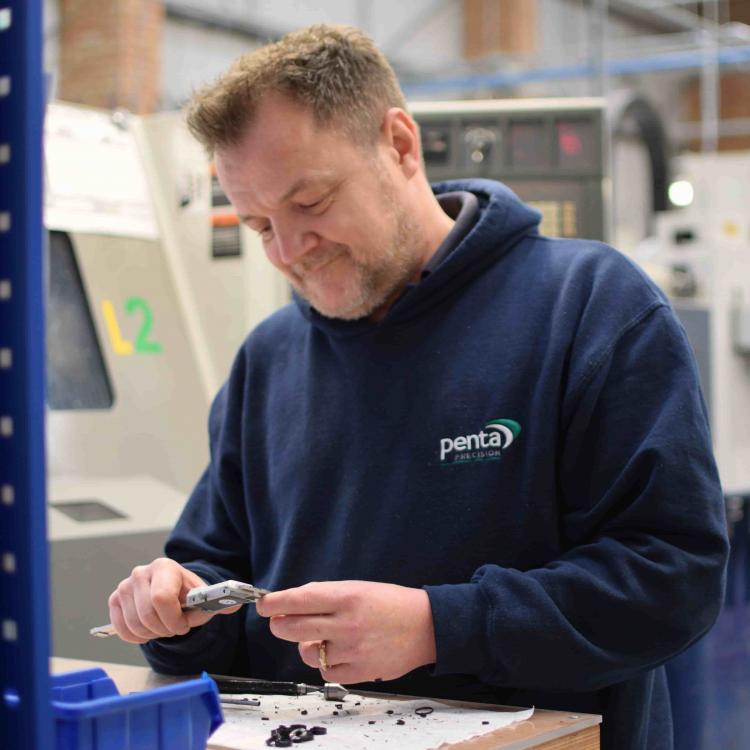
0,2,53,747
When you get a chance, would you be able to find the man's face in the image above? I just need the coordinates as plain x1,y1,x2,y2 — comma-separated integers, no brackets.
214,95,422,320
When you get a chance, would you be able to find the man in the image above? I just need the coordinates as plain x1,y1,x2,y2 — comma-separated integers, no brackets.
107,25,728,749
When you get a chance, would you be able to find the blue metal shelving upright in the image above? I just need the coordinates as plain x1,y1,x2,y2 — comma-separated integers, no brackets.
0,1,52,748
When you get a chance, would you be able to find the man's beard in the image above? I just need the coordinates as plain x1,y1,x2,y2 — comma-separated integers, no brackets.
293,195,422,321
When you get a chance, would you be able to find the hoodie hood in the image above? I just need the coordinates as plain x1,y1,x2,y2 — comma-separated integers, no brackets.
295,178,541,337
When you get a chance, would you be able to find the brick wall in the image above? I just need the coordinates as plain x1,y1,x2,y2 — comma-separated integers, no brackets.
463,0,537,60
59,0,164,113
681,0,750,151
684,71,750,151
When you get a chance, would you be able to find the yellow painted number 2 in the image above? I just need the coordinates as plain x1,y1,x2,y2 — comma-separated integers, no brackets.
102,297,163,355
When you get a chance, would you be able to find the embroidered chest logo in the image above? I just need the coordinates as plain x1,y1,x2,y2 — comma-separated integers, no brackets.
439,419,522,465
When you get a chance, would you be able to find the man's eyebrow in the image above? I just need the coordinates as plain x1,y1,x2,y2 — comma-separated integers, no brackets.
240,175,335,224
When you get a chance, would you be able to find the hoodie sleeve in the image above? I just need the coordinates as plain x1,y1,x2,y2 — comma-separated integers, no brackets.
141,360,254,675
424,303,728,692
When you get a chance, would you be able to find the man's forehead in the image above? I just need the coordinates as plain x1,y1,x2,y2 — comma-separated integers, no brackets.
216,136,327,179
232,94,332,159
226,167,339,220
215,107,359,215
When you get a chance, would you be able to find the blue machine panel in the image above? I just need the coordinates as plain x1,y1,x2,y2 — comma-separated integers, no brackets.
0,1,52,748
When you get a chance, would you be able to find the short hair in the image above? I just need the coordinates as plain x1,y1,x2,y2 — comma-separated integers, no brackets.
186,24,408,155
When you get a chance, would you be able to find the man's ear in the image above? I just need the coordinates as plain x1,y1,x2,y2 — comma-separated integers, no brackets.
381,107,421,179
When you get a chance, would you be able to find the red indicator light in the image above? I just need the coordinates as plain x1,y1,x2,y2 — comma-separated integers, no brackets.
558,123,582,156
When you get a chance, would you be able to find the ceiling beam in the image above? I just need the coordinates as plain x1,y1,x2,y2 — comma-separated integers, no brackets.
606,0,717,33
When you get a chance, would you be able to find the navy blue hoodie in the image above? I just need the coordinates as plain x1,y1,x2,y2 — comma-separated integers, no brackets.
143,179,728,750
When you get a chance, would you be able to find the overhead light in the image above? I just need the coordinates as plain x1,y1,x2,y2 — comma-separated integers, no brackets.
668,179,694,208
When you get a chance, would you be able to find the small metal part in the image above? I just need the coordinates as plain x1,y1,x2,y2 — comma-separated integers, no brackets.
415,706,434,717
220,697,261,707
289,727,312,742
320,683,348,701
267,723,316,748
89,623,119,638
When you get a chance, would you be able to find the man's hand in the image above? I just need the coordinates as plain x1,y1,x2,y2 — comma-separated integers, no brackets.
255,580,437,684
107,557,242,644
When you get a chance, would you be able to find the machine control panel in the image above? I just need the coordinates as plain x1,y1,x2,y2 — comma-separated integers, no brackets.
412,99,608,241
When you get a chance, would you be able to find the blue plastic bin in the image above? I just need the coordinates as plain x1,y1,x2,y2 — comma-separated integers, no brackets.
49,668,224,750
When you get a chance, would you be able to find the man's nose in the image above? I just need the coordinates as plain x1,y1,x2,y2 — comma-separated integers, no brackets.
274,221,318,266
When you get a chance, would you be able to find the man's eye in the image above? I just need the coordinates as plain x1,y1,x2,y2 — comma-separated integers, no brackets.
299,194,333,211
299,199,322,210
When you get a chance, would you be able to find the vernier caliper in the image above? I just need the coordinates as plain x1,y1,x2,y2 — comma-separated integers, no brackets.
89,580,268,638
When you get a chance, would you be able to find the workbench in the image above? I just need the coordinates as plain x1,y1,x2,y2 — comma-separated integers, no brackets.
52,657,601,749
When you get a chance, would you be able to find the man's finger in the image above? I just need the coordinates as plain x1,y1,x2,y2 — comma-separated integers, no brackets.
134,579,173,638
216,603,243,616
109,601,149,644
256,582,346,617
184,608,216,629
298,639,346,670
268,613,334,643
149,572,189,635
182,602,241,630
298,640,321,669
117,594,156,642
317,662,360,685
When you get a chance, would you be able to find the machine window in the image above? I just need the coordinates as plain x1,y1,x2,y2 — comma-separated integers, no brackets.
46,231,114,410
422,124,452,166
50,500,127,522
509,120,548,168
